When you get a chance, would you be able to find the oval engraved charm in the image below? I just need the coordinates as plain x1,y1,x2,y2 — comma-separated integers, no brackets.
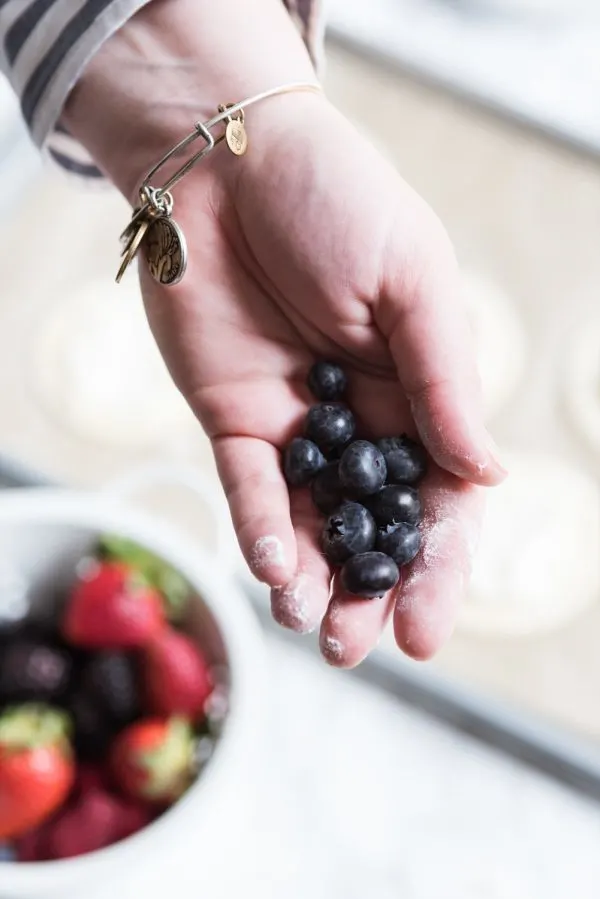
144,217,188,286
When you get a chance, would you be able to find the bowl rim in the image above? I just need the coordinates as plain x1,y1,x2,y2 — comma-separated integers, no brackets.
0,488,265,891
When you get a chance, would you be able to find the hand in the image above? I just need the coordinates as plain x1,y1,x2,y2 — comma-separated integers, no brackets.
64,0,505,667
137,94,504,665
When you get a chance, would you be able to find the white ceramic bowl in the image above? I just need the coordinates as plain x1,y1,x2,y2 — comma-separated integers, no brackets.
0,484,265,899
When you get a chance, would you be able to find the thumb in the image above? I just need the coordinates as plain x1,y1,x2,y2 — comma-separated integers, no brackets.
379,240,507,486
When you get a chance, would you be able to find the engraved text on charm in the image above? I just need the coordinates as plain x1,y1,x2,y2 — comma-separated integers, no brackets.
144,217,188,286
225,119,248,156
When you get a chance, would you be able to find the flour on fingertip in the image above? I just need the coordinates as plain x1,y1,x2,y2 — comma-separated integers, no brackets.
320,635,345,664
271,575,315,634
249,535,286,575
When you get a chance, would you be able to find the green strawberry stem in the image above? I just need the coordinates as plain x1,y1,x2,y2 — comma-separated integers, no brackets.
99,534,192,622
139,718,194,800
0,704,71,751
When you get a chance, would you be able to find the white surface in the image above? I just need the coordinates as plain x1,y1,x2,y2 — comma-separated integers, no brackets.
328,0,600,155
0,74,18,137
470,0,600,14
0,75,41,211
113,639,600,898
460,453,600,636
564,321,600,460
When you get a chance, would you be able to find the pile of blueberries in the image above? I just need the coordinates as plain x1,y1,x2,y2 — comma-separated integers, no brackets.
283,362,427,599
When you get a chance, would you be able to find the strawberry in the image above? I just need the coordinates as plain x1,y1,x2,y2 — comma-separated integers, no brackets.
110,717,194,804
42,768,155,859
0,704,74,840
74,763,111,797
62,561,165,649
15,821,53,862
143,629,213,719
111,797,155,842
46,788,122,859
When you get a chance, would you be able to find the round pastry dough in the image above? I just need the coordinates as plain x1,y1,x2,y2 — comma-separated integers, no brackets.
458,453,600,637
461,270,527,421
31,278,195,448
563,321,600,459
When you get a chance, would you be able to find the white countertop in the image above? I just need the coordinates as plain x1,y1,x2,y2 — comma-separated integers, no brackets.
118,637,600,898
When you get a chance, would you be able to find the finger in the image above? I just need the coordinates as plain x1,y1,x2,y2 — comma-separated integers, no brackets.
378,245,507,486
319,575,396,668
213,435,296,586
394,466,485,660
271,490,331,635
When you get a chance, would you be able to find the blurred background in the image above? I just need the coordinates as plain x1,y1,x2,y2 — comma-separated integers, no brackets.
1,0,600,894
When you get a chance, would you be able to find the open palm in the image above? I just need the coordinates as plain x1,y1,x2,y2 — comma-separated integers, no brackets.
140,95,503,666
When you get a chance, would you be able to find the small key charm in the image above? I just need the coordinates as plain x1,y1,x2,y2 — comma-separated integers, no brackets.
115,218,150,283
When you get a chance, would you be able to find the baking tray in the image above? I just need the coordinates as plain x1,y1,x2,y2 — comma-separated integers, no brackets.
327,0,600,161
2,452,600,805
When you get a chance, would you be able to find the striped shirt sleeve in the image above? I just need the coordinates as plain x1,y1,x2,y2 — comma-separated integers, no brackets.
0,0,323,178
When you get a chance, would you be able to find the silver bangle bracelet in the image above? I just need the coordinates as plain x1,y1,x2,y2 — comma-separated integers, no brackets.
116,81,323,287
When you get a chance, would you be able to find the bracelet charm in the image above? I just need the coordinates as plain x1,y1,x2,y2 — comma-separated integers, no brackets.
115,81,322,287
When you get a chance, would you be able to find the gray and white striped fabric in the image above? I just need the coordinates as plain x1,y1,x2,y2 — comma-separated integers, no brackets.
0,0,322,178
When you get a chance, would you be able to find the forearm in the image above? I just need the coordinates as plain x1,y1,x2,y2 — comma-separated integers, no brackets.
63,0,318,199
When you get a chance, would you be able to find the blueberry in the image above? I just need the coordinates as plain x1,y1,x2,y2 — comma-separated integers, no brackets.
377,435,428,486
311,462,344,515
307,361,347,401
341,552,400,598
321,503,376,564
339,440,387,498
0,639,72,705
81,652,140,725
304,403,355,456
365,485,422,527
283,438,326,487
375,522,421,566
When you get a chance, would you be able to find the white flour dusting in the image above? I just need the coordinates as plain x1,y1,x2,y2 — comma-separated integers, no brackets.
271,575,315,634
320,635,345,664
399,511,476,611
249,535,286,575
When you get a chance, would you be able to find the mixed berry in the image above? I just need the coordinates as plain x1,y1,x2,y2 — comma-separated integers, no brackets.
283,361,427,598
0,538,223,861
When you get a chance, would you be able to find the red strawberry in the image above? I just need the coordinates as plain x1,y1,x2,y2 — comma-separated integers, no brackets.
143,629,212,719
0,704,74,840
112,797,155,841
15,819,54,862
74,763,110,797
63,561,165,649
46,790,121,859
110,717,194,804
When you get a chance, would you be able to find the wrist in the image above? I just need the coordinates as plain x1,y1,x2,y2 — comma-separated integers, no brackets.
63,0,318,200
